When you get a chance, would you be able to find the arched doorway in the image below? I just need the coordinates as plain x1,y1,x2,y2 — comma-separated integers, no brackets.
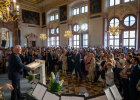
0,28,13,48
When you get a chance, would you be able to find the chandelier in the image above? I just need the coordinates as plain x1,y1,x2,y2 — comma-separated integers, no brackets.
64,23,73,38
107,4,120,36
0,0,20,22
40,33,47,40
64,30,73,38
108,25,120,36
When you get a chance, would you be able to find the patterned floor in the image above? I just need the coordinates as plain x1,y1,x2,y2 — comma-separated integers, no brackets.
46,73,104,97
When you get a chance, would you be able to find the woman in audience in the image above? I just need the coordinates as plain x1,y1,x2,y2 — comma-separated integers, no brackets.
105,62,114,86
87,53,96,82
100,56,107,87
53,52,59,72
85,52,91,75
62,50,67,74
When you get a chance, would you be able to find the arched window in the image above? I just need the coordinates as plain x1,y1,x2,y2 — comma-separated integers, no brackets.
108,18,120,49
73,24,80,32
81,23,88,31
56,27,59,34
110,18,119,27
122,15,136,49
50,29,55,34
124,15,136,27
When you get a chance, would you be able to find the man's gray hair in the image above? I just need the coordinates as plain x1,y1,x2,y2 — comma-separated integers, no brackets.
14,45,21,50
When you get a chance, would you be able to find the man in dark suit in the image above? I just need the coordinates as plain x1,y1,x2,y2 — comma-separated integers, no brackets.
8,45,35,100
128,57,140,100
72,49,82,79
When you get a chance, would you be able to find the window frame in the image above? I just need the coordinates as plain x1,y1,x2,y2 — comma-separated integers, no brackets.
108,17,120,48
81,23,88,32
109,0,120,6
47,36,59,47
50,28,55,34
72,7,80,16
56,27,59,34
55,13,59,20
124,0,134,3
73,34,80,48
73,24,80,32
122,30,136,49
123,14,136,28
83,34,88,48
80,5,88,14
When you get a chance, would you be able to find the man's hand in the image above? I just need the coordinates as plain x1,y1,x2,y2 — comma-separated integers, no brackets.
5,84,14,90
31,67,35,71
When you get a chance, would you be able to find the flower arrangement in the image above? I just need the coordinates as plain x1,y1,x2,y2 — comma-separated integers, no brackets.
48,72,65,93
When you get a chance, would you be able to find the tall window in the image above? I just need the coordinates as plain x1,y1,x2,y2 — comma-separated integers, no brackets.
73,24,80,32
48,37,55,47
109,18,120,48
55,13,59,20
69,37,73,48
48,37,59,47
123,30,136,49
81,5,88,13
56,36,59,47
49,12,58,21
56,27,59,34
50,15,54,21
50,29,55,34
110,0,120,6
124,15,136,27
72,8,79,15
124,0,134,3
83,34,88,48
109,34,119,49
73,35,80,48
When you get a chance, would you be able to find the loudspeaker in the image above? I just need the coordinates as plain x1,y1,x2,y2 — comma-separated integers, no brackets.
1,40,6,47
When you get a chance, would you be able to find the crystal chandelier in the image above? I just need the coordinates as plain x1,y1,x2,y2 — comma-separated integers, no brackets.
108,25,120,36
40,33,47,40
0,0,20,22
64,30,73,38
64,23,73,38
107,4,120,36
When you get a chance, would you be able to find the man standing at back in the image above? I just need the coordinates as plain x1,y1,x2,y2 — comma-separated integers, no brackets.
73,49,82,80
8,45,34,100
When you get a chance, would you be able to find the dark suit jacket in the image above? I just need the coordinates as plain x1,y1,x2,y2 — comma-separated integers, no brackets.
73,53,81,67
8,53,30,81
129,64,140,86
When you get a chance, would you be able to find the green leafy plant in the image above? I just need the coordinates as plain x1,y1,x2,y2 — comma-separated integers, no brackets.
48,72,65,93
26,75,34,82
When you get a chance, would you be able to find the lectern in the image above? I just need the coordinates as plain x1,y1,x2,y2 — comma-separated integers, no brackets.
27,59,46,85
